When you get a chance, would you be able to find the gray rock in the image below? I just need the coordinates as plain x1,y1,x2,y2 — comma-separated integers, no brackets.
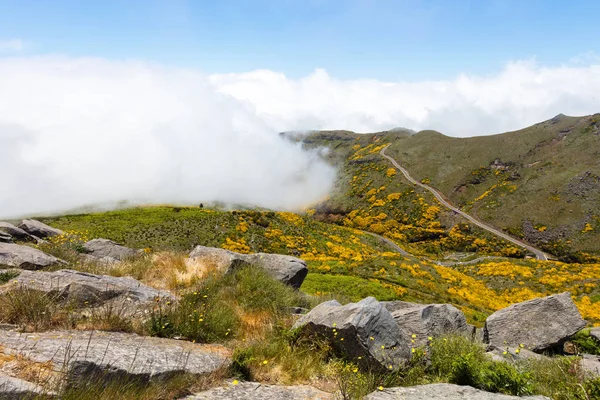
364,383,549,399
0,232,12,243
0,330,230,386
184,381,333,400
17,220,63,239
581,354,600,376
0,222,36,242
590,327,600,344
83,239,138,262
474,327,485,343
1,269,175,308
484,292,585,352
188,246,308,288
292,297,411,370
486,345,547,363
0,243,65,270
0,371,48,399
383,301,473,346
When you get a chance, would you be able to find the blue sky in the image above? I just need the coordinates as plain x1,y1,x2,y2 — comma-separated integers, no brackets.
1,0,599,80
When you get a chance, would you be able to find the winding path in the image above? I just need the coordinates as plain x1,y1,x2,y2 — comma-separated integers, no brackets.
380,145,549,261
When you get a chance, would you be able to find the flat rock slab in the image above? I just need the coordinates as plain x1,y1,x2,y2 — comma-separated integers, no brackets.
0,243,65,270
1,269,175,308
0,330,231,383
188,246,308,288
185,381,333,400
83,239,138,262
17,220,63,239
484,292,585,352
383,301,473,346
0,232,11,243
365,383,549,399
293,297,411,371
0,371,48,399
582,354,600,376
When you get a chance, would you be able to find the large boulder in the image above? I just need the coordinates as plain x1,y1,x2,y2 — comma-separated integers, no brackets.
0,269,175,308
292,297,411,371
484,292,585,352
83,238,138,262
383,301,473,346
184,381,333,400
0,328,230,387
0,243,65,270
0,371,47,399
188,245,308,288
17,219,63,239
364,383,549,399
0,222,36,242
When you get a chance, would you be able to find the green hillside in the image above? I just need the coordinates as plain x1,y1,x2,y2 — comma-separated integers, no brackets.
302,113,600,261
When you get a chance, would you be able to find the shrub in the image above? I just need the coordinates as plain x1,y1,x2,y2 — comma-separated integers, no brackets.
571,328,600,355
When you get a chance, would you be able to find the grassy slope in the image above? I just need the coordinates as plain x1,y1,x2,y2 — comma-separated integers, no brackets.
384,113,600,259
36,207,600,326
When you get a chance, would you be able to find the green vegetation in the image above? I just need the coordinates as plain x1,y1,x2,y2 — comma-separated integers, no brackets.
572,329,600,355
0,270,19,284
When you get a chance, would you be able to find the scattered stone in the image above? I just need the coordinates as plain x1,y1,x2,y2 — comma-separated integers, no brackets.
383,301,473,346
17,220,63,239
0,231,12,243
581,354,600,377
364,383,549,399
184,381,333,400
292,297,411,371
0,222,36,242
0,243,65,270
188,246,308,288
0,371,48,399
0,329,231,385
1,269,175,308
83,239,138,262
590,327,600,344
484,292,585,352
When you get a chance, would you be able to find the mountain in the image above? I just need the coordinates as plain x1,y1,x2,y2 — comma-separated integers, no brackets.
301,113,600,261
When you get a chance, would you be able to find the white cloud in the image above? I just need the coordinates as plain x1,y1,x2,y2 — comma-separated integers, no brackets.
0,55,599,217
0,39,25,52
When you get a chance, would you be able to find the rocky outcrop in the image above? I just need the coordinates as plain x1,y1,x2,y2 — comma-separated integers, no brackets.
83,239,138,262
364,383,549,399
185,381,333,400
484,292,585,352
0,371,48,399
0,222,36,242
0,232,11,243
188,246,308,288
0,269,175,308
0,329,230,386
17,220,63,239
0,243,65,270
292,297,411,371
383,301,473,346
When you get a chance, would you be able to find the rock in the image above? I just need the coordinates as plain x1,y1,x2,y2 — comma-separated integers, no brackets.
590,327,600,344
0,371,48,399
1,269,175,308
17,220,63,239
474,327,485,343
484,292,585,352
0,222,36,242
364,383,549,399
184,381,333,400
0,232,12,243
0,329,231,386
0,243,65,270
83,239,138,262
383,301,473,346
188,246,308,288
486,345,547,363
581,354,600,376
292,297,411,370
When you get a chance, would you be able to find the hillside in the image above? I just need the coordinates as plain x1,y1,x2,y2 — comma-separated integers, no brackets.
302,113,600,261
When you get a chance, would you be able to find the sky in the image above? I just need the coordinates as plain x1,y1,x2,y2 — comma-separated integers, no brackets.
1,0,599,217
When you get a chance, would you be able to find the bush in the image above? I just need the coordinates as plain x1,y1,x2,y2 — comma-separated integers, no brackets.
571,328,600,355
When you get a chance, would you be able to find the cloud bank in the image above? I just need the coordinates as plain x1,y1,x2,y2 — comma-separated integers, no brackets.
0,56,599,217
